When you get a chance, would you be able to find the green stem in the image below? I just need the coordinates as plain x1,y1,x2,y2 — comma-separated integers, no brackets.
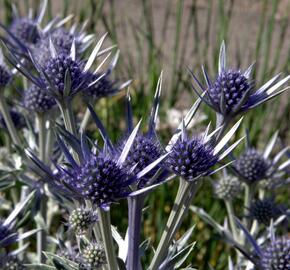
149,179,191,270
80,108,91,131
0,92,21,145
225,200,239,241
18,186,29,260
59,101,77,136
37,113,47,263
44,121,53,165
97,208,118,270
58,100,80,163
168,181,200,241
258,188,265,200
242,183,254,244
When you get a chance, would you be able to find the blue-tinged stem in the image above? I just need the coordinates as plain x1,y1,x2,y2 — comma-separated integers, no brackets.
58,100,80,163
59,100,77,136
225,200,239,241
215,113,231,143
127,195,145,270
0,91,21,145
80,108,91,131
242,183,254,244
19,186,29,260
37,113,47,263
97,208,118,270
149,178,191,270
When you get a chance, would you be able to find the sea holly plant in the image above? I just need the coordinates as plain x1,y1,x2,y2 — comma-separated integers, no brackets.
189,42,290,129
0,1,288,270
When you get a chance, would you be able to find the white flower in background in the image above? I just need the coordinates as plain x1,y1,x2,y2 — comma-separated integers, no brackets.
166,108,207,130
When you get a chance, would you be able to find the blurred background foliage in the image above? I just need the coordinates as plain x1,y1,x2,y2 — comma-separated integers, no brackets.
0,0,290,269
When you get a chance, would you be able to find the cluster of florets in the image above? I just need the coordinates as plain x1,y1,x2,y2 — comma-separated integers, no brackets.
120,134,164,187
57,245,80,262
0,65,11,88
68,208,97,235
260,237,290,270
9,18,40,45
0,255,25,270
214,176,241,201
32,28,77,68
81,243,106,269
49,28,76,53
167,137,218,181
248,199,281,225
83,72,118,100
60,153,131,207
0,108,25,130
235,148,270,184
22,85,56,113
208,69,251,114
42,53,85,96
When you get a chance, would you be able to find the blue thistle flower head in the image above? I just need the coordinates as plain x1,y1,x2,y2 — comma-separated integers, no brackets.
208,69,251,114
49,28,76,53
68,208,98,235
119,133,165,187
31,28,80,68
214,173,241,201
168,135,218,181
261,237,290,270
189,42,290,117
82,72,119,100
248,198,282,225
42,52,86,99
233,131,290,185
81,243,106,269
166,116,244,182
60,152,132,207
0,108,25,130
82,50,131,100
7,33,115,102
22,84,56,113
0,254,25,270
235,148,270,184
9,18,41,45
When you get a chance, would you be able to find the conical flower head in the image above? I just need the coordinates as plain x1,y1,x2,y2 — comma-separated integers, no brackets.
32,28,78,68
189,42,290,117
120,134,164,187
261,237,290,270
168,137,218,181
43,53,85,97
9,18,40,45
61,153,132,207
22,84,56,113
49,28,75,53
81,243,106,269
235,148,270,184
83,72,118,100
214,175,241,201
209,69,250,114
249,199,281,225
0,255,25,270
68,208,97,235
